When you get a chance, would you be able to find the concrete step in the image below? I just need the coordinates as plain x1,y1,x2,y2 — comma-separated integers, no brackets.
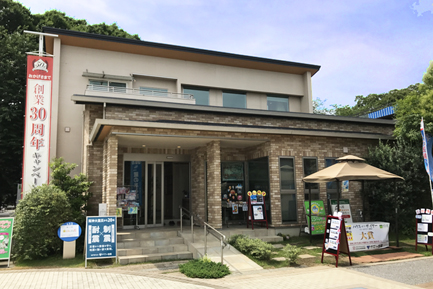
118,251,193,265
117,230,178,241
118,237,185,249
118,244,188,256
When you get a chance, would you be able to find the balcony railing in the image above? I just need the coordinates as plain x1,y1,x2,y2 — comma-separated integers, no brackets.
85,85,194,100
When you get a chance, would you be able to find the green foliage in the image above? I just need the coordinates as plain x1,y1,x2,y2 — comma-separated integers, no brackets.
228,234,247,246
13,184,72,260
49,157,92,225
365,139,431,235
179,258,230,279
313,98,339,115
0,0,139,206
229,234,273,260
394,62,433,141
282,244,301,263
334,84,420,117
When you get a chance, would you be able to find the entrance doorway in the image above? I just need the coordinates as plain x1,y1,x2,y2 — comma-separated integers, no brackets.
122,158,190,229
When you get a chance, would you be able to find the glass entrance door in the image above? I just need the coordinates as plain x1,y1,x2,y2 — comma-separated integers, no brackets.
145,162,164,226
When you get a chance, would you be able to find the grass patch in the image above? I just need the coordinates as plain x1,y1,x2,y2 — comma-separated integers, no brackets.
230,231,431,269
15,255,87,268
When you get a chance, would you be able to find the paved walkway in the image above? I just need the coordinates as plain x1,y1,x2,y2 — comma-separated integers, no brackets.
0,264,422,289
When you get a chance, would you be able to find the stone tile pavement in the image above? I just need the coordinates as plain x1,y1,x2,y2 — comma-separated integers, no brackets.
0,264,421,289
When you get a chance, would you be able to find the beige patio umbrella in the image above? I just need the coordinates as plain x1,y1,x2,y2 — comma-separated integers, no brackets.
302,155,404,244
303,155,404,183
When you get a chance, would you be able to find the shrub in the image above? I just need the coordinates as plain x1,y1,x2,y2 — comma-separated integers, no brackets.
49,157,92,225
229,234,273,260
179,258,230,279
13,184,72,260
228,234,248,246
283,244,301,264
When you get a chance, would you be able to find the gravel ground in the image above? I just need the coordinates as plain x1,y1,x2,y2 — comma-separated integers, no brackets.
350,257,433,285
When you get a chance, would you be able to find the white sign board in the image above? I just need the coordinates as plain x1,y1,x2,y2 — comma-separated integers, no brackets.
345,222,389,252
99,203,107,216
60,224,80,238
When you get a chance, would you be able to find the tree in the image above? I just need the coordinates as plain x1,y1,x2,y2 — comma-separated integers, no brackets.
312,98,336,115
49,158,92,225
0,0,139,206
334,84,421,117
394,61,433,142
364,62,433,235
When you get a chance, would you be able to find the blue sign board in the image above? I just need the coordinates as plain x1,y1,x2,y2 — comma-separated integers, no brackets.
57,222,81,242
85,216,117,262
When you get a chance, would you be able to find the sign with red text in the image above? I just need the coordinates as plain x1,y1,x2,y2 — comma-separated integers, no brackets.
22,55,53,196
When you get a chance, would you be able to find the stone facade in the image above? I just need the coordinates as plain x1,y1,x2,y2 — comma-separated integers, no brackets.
206,141,222,228
83,104,393,227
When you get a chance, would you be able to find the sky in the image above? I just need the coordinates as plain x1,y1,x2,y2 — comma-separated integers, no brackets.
17,0,433,108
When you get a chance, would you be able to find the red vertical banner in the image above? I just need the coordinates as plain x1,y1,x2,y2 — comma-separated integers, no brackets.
22,55,53,197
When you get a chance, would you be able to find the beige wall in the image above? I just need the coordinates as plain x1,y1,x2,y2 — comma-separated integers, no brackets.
54,44,313,169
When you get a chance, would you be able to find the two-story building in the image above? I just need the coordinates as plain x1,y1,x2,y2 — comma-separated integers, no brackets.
41,27,394,230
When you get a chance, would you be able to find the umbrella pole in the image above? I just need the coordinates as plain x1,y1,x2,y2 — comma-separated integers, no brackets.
362,180,365,222
309,187,312,244
337,180,340,213
395,180,399,248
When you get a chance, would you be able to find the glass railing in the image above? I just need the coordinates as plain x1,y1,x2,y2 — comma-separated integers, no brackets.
86,85,194,100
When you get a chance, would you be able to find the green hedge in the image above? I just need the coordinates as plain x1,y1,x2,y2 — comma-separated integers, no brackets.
179,258,230,278
228,234,273,260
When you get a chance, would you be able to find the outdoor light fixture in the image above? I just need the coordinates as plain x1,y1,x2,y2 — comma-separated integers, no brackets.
142,145,146,147
64,127,71,132
343,147,348,153
177,145,181,149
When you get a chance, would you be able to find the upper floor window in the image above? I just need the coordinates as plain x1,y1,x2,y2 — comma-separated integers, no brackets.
89,80,126,93
267,95,289,112
140,87,168,97
183,87,209,106
223,91,246,109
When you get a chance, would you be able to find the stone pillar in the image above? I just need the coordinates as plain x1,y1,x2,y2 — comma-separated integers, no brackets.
206,141,222,228
191,147,206,219
105,135,118,216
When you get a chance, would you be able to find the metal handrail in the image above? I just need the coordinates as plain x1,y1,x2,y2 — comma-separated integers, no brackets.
179,206,227,264
86,85,194,100
179,206,194,242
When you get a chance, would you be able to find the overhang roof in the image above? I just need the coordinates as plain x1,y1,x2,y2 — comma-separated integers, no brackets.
72,94,396,126
43,27,321,76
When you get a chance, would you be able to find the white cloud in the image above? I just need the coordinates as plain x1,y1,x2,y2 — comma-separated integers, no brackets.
412,0,433,16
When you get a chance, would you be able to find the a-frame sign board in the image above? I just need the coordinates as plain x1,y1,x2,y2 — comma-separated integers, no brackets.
247,191,268,230
321,215,352,267
415,209,433,254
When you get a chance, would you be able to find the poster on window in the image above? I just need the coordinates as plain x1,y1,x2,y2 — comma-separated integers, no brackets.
252,205,264,220
330,199,353,223
232,204,239,214
22,55,53,197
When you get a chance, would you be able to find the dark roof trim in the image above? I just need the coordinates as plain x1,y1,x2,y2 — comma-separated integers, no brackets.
72,94,395,126
43,27,320,72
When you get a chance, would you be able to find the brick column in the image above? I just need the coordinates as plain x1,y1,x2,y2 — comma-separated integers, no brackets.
105,135,118,216
268,152,282,226
191,147,206,219
206,141,222,228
